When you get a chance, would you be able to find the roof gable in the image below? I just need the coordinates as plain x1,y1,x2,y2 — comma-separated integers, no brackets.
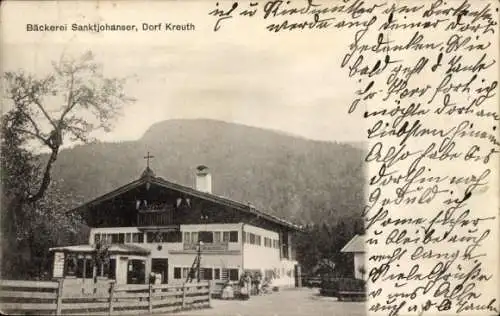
69,170,301,231
341,234,365,253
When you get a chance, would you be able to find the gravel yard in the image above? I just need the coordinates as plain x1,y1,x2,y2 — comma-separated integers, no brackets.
173,287,366,316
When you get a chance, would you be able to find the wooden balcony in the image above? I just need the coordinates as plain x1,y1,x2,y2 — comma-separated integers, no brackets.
137,209,175,226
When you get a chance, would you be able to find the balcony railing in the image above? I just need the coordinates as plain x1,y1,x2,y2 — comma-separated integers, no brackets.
137,209,175,226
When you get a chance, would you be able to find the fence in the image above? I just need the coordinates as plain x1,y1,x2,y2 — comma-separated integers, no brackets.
0,279,211,315
319,277,366,301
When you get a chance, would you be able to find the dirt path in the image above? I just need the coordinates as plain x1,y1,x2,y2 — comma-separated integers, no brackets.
172,288,366,316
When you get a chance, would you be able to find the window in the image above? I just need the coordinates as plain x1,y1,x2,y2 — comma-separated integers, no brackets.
174,267,182,279
214,268,221,280
229,269,239,281
182,268,190,279
163,231,182,243
229,231,238,242
132,233,143,243
94,233,100,244
191,232,199,243
175,232,183,242
96,259,116,279
96,262,104,277
256,235,261,246
199,231,213,243
147,232,155,243
85,259,94,279
75,258,93,279
214,232,221,243
249,233,255,244
160,232,168,242
110,233,124,244
221,269,229,281
223,232,230,242
203,268,213,280
125,233,131,243
65,254,77,277
101,234,108,244
146,231,182,243
109,259,116,279
184,232,190,243
264,237,273,248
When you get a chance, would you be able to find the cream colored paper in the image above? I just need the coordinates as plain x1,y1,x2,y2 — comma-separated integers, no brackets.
1,0,498,315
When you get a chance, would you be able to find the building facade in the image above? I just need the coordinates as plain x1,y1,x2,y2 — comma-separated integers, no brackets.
50,165,301,288
340,234,365,280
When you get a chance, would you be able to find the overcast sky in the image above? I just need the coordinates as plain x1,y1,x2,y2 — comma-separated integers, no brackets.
2,1,364,145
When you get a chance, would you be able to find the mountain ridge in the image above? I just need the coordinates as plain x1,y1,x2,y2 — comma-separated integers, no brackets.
52,119,365,224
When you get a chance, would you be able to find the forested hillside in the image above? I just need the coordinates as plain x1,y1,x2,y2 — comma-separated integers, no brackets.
51,119,366,225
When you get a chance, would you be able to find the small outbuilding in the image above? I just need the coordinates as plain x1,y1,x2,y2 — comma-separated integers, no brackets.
340,234,365,280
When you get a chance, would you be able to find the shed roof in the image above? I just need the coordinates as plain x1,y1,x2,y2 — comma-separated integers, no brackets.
49,244,150,255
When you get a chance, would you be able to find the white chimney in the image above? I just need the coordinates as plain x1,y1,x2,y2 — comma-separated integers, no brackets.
195,165,212,193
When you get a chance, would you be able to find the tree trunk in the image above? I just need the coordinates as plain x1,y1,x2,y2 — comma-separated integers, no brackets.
28,148,59,203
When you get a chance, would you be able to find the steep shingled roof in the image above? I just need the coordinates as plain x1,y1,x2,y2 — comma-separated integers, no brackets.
69,168,302,231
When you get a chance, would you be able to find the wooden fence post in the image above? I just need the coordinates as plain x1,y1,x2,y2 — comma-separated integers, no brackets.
148,283,153,313
207,282,212,307
108,281,115,316
55,278,64,316
181,283,186,309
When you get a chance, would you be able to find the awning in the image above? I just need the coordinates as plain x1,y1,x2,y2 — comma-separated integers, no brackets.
49,244,151,256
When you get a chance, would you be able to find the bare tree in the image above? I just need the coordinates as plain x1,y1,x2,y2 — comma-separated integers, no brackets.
3,51,135,203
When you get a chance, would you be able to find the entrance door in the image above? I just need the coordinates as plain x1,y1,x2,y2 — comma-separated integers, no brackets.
151,258,169,284
294,264,302,287
127,260,146,284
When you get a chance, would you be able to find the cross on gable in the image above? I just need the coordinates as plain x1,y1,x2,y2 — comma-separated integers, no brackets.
144,151,154,168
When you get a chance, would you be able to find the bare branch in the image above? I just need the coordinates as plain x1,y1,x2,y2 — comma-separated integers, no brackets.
12,128,50,147
33,99,57,129
59,70,76,123
19,110,48,141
